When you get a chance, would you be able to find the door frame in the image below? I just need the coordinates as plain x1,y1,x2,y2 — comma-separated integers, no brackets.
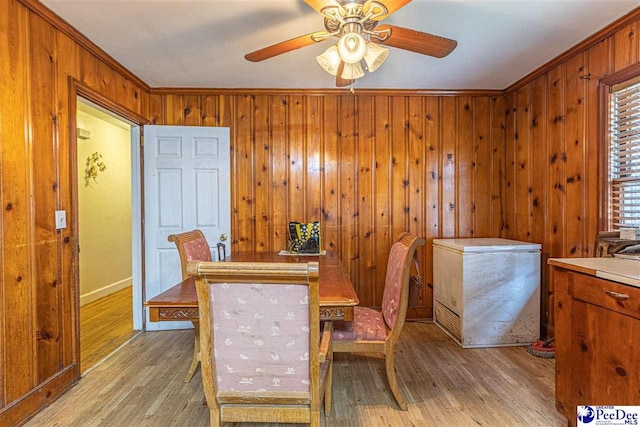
68,78,149,370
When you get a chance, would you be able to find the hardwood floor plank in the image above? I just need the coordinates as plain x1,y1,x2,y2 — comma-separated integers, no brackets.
80,286,136,373
27,323,565,426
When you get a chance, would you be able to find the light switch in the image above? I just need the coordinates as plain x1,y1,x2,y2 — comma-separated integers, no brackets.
55,210,67,229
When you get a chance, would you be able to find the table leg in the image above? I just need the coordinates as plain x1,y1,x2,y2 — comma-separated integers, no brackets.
184,321,201,382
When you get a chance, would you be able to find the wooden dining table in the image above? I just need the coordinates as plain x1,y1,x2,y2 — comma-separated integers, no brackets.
146,250,359,322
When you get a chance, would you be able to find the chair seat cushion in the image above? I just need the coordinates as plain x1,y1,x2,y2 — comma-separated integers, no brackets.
332,307,388,342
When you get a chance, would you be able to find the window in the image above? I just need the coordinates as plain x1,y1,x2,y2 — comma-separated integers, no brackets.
609,79,640,230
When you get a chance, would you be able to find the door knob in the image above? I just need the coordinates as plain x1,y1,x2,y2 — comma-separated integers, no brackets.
220,233,228,242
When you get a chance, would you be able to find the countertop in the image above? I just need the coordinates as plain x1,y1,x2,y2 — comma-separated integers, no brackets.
548,257,640,288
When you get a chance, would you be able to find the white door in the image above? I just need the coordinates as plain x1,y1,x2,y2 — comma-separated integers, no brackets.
143,125,230,331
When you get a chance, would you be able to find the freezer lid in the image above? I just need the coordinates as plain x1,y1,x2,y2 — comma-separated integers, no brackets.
432,238,541,252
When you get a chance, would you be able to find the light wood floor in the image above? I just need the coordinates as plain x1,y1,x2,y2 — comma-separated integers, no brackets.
28,322,566,426
80,286,137,373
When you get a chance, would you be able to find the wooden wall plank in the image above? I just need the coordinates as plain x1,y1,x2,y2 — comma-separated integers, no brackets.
164,94,184,126
456,97,474,237
29,11,61,383
420,97,440,317
357,95,375,307
515,87,532,241
288,96,306,222
271,96,289,251
547,65,567,260
490,96,506,237
545,65,567,332
503,93,516,236
201,95,220,127
77,49,96,88
440,97,456,238
322,96,339,253
586,39,612,255
148,94,163,125
473,97,491,238
306,96,322,223
95,61,116,102
407,97,427,317
564,53,587,257
182,95,201,126
390,96,408,242
233,95,254,251
372,96,391,305
407,97,424,239
614,22,638,71
339,96,358,288
112,71,128,113
530,76,548,255
253,95,271,251
1,0,34,404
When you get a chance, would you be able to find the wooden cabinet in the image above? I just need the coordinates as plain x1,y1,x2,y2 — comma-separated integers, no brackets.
553,266,640,425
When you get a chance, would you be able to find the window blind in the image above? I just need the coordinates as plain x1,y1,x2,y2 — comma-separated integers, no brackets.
610,81,640,229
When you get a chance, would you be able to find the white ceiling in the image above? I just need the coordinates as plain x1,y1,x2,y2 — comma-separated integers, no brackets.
41,0,639,90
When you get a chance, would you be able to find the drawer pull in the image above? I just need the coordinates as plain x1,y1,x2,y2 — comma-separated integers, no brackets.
603,289,630,301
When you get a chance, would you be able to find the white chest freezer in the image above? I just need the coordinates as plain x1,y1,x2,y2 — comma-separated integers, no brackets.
433,238,541,348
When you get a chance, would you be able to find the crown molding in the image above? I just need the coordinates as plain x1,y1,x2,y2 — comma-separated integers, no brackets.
18,0,150,92
150,87,505,97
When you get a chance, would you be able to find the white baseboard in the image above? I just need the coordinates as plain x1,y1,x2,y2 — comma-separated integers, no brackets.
80,277,132,307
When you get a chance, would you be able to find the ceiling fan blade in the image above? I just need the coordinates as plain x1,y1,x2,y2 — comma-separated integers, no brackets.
364,0,412,21
304,0,341,14
336,62,354,87
245,32,330,62
374,24,457,58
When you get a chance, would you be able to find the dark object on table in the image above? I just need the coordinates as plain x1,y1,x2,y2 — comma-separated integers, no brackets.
288,221,321,254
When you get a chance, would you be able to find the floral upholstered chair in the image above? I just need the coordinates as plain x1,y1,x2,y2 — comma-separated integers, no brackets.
168,229,212,382
188,261,333,427
332,232,425,410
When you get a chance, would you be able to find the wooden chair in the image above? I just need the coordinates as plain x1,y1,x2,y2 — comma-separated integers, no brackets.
332,232,425,410
167,229,212,382
188,261,333,427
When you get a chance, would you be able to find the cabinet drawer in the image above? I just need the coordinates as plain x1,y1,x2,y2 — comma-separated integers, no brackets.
571,272,640,320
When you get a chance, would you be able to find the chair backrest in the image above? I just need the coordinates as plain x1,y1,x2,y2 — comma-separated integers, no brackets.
189,261,321,408
168,229,212,280
381,232,426,335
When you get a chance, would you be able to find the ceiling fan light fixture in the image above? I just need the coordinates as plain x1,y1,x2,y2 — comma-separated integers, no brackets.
364,42,389,72
337,32,367,64
316,45,341,76
341,61,365,80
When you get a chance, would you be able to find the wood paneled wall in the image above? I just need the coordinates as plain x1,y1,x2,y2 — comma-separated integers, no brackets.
149,91,505,318
503,12,640,335
3,0,640,423
0,0,149,422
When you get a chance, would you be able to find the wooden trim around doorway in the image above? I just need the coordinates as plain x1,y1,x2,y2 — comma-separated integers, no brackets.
68,78,149,375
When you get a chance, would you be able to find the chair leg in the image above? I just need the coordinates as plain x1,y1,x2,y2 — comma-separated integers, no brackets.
209,406,221,427
184,322,201,383
385,351,407,411
310,410,320,427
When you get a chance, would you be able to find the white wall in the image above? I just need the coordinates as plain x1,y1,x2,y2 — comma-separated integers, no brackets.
77,109,132,306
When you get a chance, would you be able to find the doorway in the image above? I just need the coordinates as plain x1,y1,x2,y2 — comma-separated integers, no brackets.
76,99,140,373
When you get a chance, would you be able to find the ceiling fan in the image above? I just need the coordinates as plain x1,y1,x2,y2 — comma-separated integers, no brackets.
244,0,457,87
